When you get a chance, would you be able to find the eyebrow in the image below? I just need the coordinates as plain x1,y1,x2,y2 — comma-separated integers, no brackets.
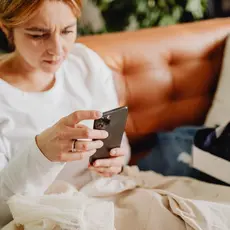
25,22,76,33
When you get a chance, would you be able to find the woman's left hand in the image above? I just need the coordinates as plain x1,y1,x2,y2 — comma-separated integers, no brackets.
89,147,125,177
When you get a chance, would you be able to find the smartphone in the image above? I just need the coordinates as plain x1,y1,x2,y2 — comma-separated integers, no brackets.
89,106,128,165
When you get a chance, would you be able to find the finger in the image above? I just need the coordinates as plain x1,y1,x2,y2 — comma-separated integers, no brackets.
62,110,102,127
93,156,125,168
110,148,125,157
67,127,108,140
59,149,96,162
93,166,122,175
72,140,103,152
89,167,113,177
74,124,87,129
98,172,113,178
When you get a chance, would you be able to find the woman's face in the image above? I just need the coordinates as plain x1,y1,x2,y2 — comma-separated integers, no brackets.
13,1,77,73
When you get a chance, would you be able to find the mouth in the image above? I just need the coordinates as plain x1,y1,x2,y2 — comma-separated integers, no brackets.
43,58,63,66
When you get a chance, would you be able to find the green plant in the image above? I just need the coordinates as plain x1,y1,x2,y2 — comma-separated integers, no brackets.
78,0,208,35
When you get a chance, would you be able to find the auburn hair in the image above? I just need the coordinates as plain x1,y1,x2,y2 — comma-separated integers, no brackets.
0,0,82,51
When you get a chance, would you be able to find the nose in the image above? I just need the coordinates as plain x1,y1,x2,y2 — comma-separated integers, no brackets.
46,34,63,57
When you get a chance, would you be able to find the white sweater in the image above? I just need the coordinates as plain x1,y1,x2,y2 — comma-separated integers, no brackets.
0,44,130,227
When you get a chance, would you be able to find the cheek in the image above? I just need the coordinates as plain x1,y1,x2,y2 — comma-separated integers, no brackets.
64,33,77,52
14,35,44,60
65,42,74,54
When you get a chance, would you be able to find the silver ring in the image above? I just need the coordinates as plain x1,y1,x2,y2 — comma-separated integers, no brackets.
72,139,77,152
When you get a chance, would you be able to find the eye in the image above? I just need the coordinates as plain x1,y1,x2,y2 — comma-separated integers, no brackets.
28,34,48,39
62,30,73,35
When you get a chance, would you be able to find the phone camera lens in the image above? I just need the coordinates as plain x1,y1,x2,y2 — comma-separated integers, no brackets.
104,115,111,125
105,115,111,120
97,120,105,129
95,115,111,130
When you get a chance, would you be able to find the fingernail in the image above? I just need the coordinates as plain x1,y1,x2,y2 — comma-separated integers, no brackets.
104,131,109,138
94,161,99,167
98,141,104,147
95,111,102,118
111,149,117,156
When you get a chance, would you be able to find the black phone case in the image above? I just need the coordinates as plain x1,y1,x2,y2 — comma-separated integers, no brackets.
89,106,128,164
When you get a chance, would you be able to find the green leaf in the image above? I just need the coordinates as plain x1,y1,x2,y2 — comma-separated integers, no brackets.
137,1,148,13
142,18,151,27
186,0,204,19
167,0,176,5
158,0,167,8
158,15,177,26
98,2,110,11
172,5,183,21
148,0,156,8
126,14,140,31
149,9,161,24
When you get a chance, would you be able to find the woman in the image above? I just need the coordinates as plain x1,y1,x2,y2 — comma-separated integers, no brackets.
0,0,130,226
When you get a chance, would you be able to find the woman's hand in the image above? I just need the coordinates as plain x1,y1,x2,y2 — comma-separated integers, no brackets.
89,147,125,177
36,110,108,162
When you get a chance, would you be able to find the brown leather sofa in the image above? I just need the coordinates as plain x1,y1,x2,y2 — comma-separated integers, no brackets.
79,18,230,157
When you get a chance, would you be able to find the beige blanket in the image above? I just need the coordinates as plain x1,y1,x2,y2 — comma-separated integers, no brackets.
3,166,230,230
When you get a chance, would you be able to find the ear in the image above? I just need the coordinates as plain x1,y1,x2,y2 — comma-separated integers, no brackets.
0,21,10,38
0,21,15,51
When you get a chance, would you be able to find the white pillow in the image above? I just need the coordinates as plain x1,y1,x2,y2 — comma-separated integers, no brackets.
205,34,230,127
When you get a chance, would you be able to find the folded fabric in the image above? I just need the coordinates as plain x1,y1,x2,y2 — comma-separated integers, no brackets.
4,166,230,230
3,180,114,230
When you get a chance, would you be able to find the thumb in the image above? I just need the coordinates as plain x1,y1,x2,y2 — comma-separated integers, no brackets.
62,110,102,127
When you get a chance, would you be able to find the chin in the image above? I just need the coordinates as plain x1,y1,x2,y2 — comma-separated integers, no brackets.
42,65,61,73
41,60,63,73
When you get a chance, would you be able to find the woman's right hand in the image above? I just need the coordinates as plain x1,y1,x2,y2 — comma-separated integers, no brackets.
36,110,108,162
